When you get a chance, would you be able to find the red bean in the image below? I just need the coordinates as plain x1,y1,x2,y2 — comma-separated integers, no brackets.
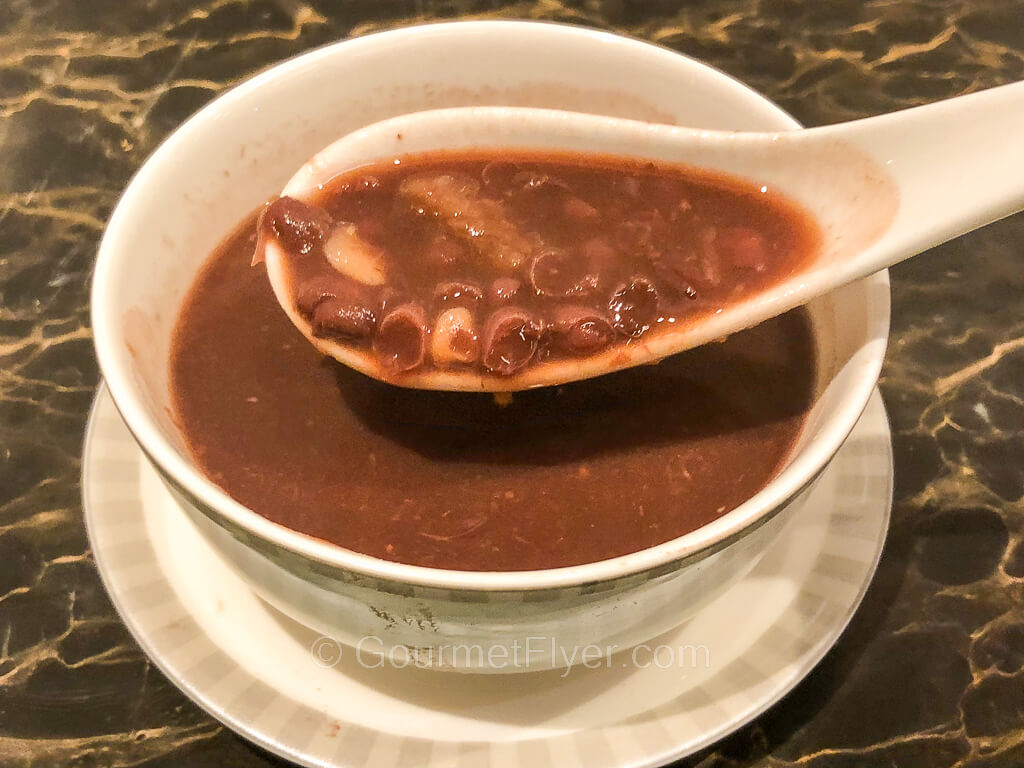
489,277,522,304
434,280,484,307
528,249,600,298
311,298,377,340
549,305,614,356
298,275,379,340
609,278,660,337
423,229,470,269
647,248,701,300
481,308,543,375
296,280,336,316
374,303,429,372
259,196,331,256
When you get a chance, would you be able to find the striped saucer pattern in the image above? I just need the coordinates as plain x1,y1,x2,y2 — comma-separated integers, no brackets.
84,386,892,768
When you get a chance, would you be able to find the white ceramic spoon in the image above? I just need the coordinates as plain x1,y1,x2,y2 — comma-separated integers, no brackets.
264,81,1024,391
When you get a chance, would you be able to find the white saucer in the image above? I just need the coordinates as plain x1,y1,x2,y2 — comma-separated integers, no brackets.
84,385,892,768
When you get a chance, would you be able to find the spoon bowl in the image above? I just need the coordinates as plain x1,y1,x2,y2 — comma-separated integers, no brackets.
266,82,1024,391
90,20,895,671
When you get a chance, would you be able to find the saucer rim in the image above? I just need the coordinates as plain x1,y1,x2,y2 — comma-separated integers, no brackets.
83,384,893,768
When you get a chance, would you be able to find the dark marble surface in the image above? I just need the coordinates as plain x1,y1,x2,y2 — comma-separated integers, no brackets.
1,0,1023,765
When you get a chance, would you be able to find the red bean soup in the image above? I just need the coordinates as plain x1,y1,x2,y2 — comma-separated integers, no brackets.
170,150,820,571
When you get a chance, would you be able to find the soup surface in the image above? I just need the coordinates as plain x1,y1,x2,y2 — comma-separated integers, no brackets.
257,150,819,382
171,213,817,571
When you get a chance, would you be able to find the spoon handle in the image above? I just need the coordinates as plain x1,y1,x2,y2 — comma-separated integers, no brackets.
829,80,1024,273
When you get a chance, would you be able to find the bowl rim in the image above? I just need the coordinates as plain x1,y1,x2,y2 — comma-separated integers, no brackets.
91,19,890,592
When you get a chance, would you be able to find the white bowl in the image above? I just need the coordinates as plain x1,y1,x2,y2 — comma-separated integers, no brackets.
91,21,889,673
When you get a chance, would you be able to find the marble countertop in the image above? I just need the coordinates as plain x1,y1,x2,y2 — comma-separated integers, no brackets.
2,0,1023,765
